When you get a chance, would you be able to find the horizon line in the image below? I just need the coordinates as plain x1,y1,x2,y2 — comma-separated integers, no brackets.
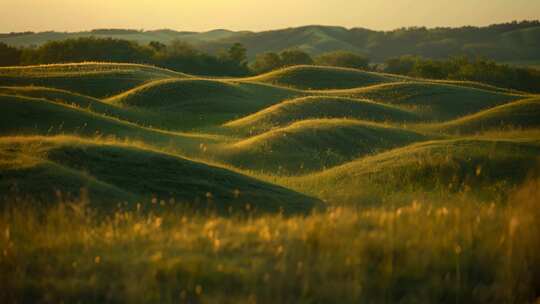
2,19,538,35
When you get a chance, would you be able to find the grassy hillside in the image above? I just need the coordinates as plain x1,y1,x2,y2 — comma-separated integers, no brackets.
224,96,419,135
0,94,223,154
0,63,186,98
106,79,300,129
291,138,540,204
0,86,134,118
0,29,248,48
328,82,525,119
251,65,400,90
0,136,319,213
221,119,429,174
4,189,540,303
430,97,540,134
2,61,540,303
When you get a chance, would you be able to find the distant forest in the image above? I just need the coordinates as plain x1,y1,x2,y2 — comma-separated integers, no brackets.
2,20,539,61
1,20,540,92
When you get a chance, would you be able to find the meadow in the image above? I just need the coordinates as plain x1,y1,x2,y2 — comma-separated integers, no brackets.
1,62,540,303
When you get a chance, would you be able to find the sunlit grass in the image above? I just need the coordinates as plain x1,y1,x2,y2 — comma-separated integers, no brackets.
2,62,540,303
247,65,399,90
2,180,539,303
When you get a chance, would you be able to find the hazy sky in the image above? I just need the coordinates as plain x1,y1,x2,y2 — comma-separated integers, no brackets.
1,0,539,32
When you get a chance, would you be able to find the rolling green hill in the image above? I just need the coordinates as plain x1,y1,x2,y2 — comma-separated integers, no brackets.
292,138,540,204
221,119,429,174
224,96,419,135
250,65,400,90
0,63,187,98
328,82,526,119
2,61,540,303
0,86,126,114
106,78,300,129
0,29,248,48
0,94,220,154
430,97,540,133
0,136,319,213
1,61,539,210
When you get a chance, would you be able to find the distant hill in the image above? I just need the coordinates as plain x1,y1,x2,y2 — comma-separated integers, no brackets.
2,21,540,62
0,29,249,48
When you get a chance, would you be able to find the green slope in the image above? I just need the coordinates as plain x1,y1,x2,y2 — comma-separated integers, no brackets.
0,86,131,117
0,63,187,98
328,82,525,120
0,94,219,153
430,97,540,134
293,138,540,204
221,119,429,174
0,136,319,213
251,65,399,90
106,78,301,129
224,96,419,135
0,29,248,47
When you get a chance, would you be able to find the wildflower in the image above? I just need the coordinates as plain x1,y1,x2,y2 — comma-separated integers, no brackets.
475,165,482,176
276,245,284,256
94,256,101,264
454,244,462,255
297,261,304,272
509,216,519,238
133,222,143,234
213,238,221,251
437,207,449,217
150,251,162,262
154,217,163,229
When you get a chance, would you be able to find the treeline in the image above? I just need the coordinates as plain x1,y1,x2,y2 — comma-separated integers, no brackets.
382,56,540,93
251,50,369,73
1,37,539,92
0,37,370,76
354,20,540,61
208,20,540,62
0,37,250,76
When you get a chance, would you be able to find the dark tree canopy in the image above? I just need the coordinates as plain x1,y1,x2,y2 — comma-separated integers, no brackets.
251,52,283,74
279,49,314,67
315,51,369,70
0,42,21,66
382,55,540,93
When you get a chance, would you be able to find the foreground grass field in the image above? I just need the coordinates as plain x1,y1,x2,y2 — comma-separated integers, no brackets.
1,62,539,303
2,180,539,303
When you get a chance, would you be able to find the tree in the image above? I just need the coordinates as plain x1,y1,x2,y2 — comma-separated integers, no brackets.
227,43,247,66
148,41,166,52
0,42,22,66
384,55,419,75
165,40,198,57
251,52,283,74
315,51,369,69
279,49,314,66
21,37,151,64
